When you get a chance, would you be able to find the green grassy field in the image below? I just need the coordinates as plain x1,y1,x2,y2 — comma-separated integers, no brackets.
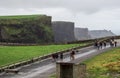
84,47,120,78
0,43,87,67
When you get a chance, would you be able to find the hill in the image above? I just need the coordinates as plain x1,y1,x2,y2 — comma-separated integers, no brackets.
0,15,54,43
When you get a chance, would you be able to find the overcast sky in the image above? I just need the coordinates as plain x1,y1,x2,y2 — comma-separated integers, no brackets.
0,0,120,35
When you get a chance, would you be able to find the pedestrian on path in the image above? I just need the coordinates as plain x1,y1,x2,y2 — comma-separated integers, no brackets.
97,42,100,50
70,50,75,60
94,41,98,48
52,53,58,62
52,54,56,62
99,42,103,49
103,41,106,48
59,53,63,61
114,41,117,47
110,40,114,47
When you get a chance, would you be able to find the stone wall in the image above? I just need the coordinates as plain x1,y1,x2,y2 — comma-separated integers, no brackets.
52,21,76,43
74,28,91,40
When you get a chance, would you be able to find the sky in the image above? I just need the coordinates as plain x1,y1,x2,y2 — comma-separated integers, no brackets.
0,0,120,35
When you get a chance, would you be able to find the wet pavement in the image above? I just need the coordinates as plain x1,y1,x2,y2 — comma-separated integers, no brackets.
0,40,120,78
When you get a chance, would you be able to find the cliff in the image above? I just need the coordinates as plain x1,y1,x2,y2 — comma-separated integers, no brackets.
0,15,54,43
89,30,116,39
52,21,76,43
74,27,91,40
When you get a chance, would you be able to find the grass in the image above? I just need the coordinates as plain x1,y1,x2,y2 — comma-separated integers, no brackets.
0,15,45,19
50,75,56,78
0,43,87,67
84,47,120,78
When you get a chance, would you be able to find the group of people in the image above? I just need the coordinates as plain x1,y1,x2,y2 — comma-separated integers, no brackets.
51,49,76,62
94,41,107,50
94,39,118,50
109,39,117,47
52,53,63,61
52,38,118,62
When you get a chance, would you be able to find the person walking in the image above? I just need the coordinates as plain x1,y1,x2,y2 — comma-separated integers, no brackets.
97,42,100,50
52,54,56,62
114,41,117,47
103,41,107,48
70,50,75,60
94,41,98,48
59,53,63,61
99,42,103,49
52,53,58,62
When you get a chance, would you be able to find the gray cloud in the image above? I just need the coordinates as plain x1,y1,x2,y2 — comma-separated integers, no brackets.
0,0,120,14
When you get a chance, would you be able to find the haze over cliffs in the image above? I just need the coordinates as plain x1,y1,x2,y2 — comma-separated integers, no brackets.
89,30,116,39
74,28,91,40
74,28,116,40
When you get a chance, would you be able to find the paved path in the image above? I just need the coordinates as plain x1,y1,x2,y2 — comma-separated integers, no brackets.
0,40,120,78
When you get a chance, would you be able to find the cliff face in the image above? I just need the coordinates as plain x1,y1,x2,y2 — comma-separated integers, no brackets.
74,28,91,40
52,21,76,43
0,15,54,43
89,30,116,39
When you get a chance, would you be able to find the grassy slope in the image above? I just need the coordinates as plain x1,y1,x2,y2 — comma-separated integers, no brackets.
0,43,86,67
84,47,120,78
0,15,44,19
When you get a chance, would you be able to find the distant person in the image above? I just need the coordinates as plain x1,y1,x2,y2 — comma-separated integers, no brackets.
59,53,63,61
96,41,100,50
94,41,98,48
99,42,103,49
52,54,56,62
114,41,117,47
52,53,58,62
55,53,59,60
94,40,100,50
110,40,114,47
70,50,75,60
103,41,107,48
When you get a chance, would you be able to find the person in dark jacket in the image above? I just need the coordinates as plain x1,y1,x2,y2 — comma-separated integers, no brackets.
114,41,117,47
103,41,106,48
99,42,103,49
70,50,75,60
60,53,63,61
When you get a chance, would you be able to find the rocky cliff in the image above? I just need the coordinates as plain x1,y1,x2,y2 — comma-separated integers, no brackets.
89,30,116,39
0,15,54,43
52,21,76,43
74,27,91,40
